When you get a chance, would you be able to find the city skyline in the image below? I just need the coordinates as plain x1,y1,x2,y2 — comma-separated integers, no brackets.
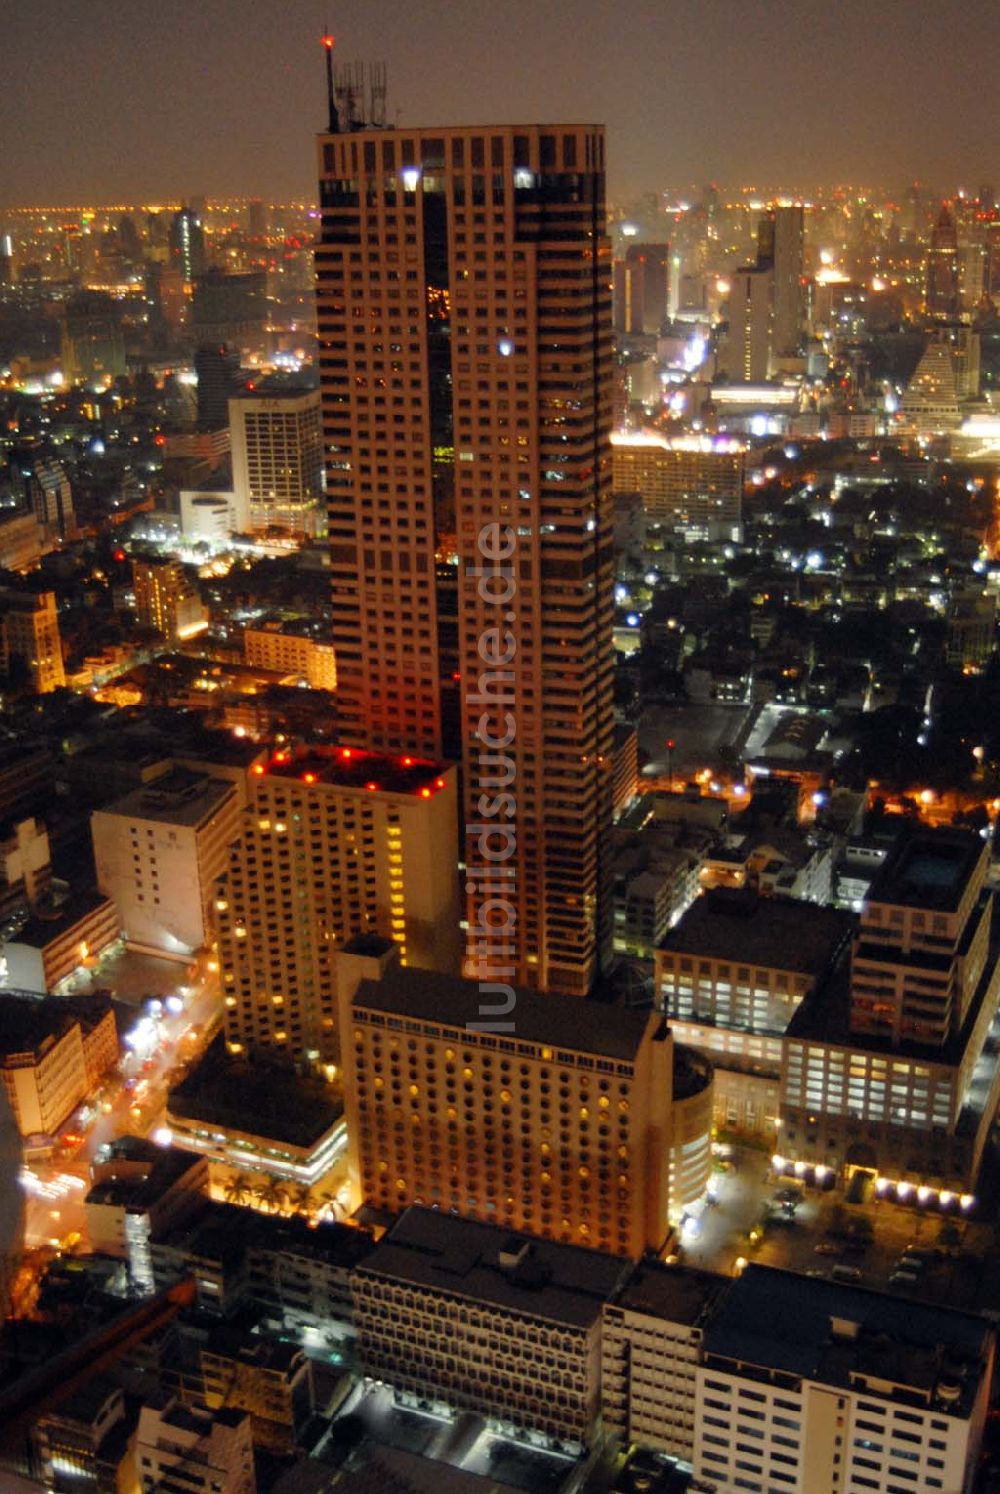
3,0,998,206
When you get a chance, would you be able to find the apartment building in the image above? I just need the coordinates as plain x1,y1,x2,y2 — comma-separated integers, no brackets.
0,990,118,1138
92,768,240,957
610,431,745,536
86,1136,209,1291
351,1206,630,1448
242,621,336,690
217,746,460,1063
229,387,324,537
1,589,65,692
131,556,207,643
134,1397,255,1494
3,889,121,994
694,1265,993,1494
338,939,714,1255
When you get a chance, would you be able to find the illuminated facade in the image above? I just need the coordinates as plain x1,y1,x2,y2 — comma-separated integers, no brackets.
2,590,65,693
242,622,337,689
610,430,744,535
228,387,324,537
217,748,461,1062
316,121,615,995
131,556,207,643
337,940,713,1256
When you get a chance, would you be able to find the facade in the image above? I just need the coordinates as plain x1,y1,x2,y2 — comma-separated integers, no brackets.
131,556,207,643
656,891,852,1140
3,891,121,993
0,816,51,919
610,431,744,536
134,1397,254,1494
317,120,615,996
86,1136,209,1292
2,590,65,693
762,203,805,359
694,1265,993,1494
34,1377,129,1494
621,242,670,335
217,746,461,1062
901,335,962,435
92,768,240,958
602,1259,725,1459
351,1206,630,1447
0,991,118,1138
243,622,337,689
720,264,772,382
780,828,1000,1194
338,941,714,1255
229,387,324,537
926,203,960,319
199,1332,313,1453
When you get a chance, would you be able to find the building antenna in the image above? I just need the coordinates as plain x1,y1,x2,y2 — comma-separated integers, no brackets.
321,26,339,133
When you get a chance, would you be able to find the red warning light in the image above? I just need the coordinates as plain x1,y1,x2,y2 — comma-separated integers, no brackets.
154,433,166,447
113,549,126,563
435,779,445,789
302,772,316,784
666,739,675,751
340,747,353,760
322,32,334,48
366,781,378,791
252,764,265,776
403,756,413,766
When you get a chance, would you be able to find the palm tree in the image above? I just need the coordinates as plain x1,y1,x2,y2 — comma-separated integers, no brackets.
258,1174,291,1216
314,1190,347,1224
223,1172,255,1208
284,1182,312,1219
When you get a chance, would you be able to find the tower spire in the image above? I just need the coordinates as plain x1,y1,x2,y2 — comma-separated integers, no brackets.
321,27,339,133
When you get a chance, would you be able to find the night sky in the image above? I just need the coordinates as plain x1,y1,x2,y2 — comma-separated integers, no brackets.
2,0,996,206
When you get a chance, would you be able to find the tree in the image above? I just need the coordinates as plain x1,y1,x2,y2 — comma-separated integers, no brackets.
223,1173,255,1208
258,1175,290,1216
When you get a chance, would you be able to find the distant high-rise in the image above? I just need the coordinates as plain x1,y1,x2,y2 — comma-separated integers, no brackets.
719,264,772,382
229,386,324,537
168,206,206,283
317,118,615,995
61,292,126,385
194,343,242,430
247,197,267,238
765,204,804,358
925,203,960,319
621,243,670,335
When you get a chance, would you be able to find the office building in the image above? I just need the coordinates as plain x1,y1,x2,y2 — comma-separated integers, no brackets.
926,203,960,319
192,269,267,347
337,940,714,1254
656,891,851,1141
602,1258,725,1459
1,590,65,693
131,556,208,643
31,459,75,541
92,767,240,958
694,1265,993,1494
761,203,805,358
611,431,744,536
134,1397,255,1494
901,334,962,434
217,747,461,1062
195,342,243,429
317,119,615,995
242,620,337,689
0,990,118,1138
229,387,324,537
351,1206,630,1448
719,263,772,382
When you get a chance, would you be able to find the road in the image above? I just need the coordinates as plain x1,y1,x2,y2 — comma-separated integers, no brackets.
20,952,222,1254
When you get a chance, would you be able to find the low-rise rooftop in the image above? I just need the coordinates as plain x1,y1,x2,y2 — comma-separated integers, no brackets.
658,889,852,976
259,745,452,798
867,827,984,913
612,1258,726,1328
97,768,234,828
356,1206,630,1329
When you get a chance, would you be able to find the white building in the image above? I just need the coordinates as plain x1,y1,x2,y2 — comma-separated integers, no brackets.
92,767,240,958
693,1265,993,1494
134,1397,255,1494
229,387,323,537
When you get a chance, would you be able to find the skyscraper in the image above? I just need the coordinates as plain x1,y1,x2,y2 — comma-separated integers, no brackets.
229,386,325,537
766,203,804,359
622,242,670,335
718,264,772,382
316,117,615,995
169,206,206,283
925,203,960,319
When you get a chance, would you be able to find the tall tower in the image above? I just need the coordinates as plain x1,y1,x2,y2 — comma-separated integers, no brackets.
768,204,804,359
925,203,960,319
316,115,615,995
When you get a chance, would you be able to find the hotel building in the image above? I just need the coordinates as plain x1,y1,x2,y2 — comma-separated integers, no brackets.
337,938,713,1255
317,117,615,995
217,746,461,1062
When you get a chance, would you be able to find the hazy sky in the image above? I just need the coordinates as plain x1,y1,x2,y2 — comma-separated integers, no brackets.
2,0,996,205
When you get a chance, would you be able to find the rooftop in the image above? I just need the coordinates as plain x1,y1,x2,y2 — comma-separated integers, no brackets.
0,991,79,1059
704,1264,991,1417
658,890,852,976
613,1259,726,1328
867,827,984,913
353,964,662,1063
15,889,115,950
356,1206,630,1328
86,1136,204,1212
257,745,452,798
97,768,235,829
156,1198,374,1271
168,1039,342,1150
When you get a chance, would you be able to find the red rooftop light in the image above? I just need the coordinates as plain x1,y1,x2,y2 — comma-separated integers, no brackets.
302,772,316,784
366,781,378,791
341,747,353,760
403,757,413,767
436,778,445,789
252,764,265,776
420,787,432,799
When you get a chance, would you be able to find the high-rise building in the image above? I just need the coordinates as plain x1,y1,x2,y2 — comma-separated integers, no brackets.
131,556,207,642
229,387,324,537
611,430,744,537
247,197,268,238
31,459,74,541
317,120,615,994
766,203,805,358
621,242,670,335
1,590,65,693
217,747,461,1063
336,939,714,1254
61,291,126,385
900,333,964,434
925,203,960,318
718,263,772,382
168,206,206,283
195,342,242,429
191,269,267,348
